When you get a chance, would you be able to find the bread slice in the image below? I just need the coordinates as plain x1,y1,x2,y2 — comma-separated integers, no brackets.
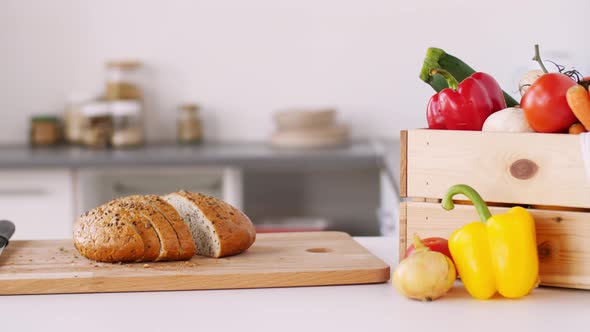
142,195,196,260
105,197,160,261
163,191,256,258
117,196,181,261
73,201,145,263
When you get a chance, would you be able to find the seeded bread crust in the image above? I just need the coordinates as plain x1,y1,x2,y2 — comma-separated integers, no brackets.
106,197,161,261
143,195,196,260
73,201,145,263
73,192,250,263
117,196,181,261
165,191,256,258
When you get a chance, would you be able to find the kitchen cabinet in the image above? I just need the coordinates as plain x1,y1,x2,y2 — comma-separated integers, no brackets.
0,141,397,239
0,167,241,240
243,168,383,235
76,167,243,215
0,170,74,240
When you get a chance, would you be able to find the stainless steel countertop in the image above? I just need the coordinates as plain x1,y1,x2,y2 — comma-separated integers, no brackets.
0,140,398,170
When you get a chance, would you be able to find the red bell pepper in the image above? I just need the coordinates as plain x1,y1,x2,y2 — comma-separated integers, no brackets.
426,69,507,130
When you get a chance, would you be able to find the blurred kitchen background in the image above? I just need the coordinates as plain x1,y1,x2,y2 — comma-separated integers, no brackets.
1,0,588,240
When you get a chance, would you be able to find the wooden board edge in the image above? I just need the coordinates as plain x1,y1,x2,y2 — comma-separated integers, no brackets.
0,269,393,295
400,130,408,198
398,202,407,262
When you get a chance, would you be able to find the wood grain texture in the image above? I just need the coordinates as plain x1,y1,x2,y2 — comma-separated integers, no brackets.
404,202,590,290
0,232,390,295
400,130,408,198
406,129,590,208
398,202,407,261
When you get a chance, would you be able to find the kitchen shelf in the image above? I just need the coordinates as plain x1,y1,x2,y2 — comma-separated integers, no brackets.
0,141,391,170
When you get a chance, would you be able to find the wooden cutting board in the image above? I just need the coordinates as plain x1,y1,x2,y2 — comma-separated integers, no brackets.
0,232,390,295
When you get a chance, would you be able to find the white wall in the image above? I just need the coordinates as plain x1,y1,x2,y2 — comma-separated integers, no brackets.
1,0,588,144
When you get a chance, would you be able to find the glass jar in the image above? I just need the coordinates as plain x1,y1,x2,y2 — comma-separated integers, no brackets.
64,93,95,145
80,102,112,149
30,116,61,147
177,104,203,144
110,100,144,148
105,60,142,100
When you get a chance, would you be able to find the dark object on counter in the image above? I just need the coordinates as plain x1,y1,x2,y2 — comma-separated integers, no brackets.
30,116,62,147
0,220,16,257
177,104,203,145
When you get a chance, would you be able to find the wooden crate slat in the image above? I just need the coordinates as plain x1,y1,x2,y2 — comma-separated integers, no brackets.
398,202,407,261
402,201,590,290
405,129,590,208
400,130,408,197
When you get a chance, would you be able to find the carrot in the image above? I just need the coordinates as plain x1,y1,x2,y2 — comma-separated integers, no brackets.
569,123,587,134
566,84,590,130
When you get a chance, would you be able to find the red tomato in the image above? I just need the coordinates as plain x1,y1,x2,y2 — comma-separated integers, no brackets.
404,237,453,265
521,73,577,133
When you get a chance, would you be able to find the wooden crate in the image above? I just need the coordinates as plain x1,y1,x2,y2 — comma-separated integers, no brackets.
400,129,590,290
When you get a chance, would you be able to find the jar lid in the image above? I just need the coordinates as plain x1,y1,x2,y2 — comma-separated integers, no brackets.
110,101,141,116
81,102,110,117
32,115,60,123
106,60,142,69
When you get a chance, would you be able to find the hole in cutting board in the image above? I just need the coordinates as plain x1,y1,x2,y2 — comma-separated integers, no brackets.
306,248,332,253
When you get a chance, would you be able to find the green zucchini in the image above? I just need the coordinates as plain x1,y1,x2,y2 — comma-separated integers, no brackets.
420,47,519,107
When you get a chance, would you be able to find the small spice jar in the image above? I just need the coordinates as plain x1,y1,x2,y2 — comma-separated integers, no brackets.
111,100,144,148
177,104,203,144
30,116,61,147
80,102,112,149
64,93,95,145
105,60,142,100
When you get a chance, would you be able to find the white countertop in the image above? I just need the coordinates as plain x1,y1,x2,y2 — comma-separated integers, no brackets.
0,236,587,331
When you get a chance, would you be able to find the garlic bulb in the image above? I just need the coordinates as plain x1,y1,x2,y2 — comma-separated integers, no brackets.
482,107,534,133
519,69,545,96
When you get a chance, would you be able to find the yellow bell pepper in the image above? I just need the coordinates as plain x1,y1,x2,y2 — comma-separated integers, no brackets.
442,184,539,300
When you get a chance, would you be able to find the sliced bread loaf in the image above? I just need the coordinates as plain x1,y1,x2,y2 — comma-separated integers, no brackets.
74,192,254,262
163,191,256,258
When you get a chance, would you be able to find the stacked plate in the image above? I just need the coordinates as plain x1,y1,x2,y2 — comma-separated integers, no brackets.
270,109,349,149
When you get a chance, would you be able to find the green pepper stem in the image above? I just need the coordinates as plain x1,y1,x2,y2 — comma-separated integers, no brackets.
532,44,549,74
430,68,459,90
442,184,492,223
419,47,446,85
